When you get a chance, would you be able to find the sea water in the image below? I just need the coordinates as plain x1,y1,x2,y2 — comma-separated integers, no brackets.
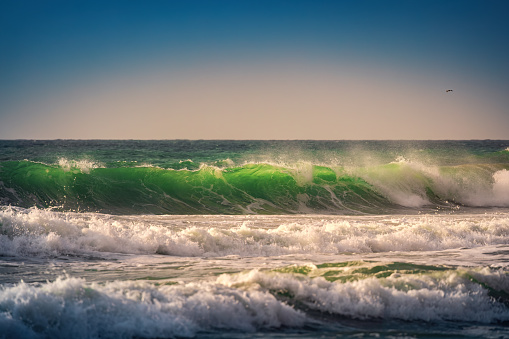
0,140,508,338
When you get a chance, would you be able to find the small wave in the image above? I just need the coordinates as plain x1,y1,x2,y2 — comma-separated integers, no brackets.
219,267,509,322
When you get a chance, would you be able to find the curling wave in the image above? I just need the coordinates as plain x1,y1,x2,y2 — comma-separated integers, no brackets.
1,160,509,214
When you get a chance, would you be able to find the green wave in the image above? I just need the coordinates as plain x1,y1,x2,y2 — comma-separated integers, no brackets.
1,160,508,214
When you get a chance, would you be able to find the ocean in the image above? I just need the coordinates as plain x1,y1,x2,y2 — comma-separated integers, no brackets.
0,139,508,339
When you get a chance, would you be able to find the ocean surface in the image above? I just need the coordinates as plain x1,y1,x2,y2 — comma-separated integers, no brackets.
0,140,508,338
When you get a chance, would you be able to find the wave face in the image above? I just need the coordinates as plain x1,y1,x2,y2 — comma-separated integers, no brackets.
1,140,509,214
1,160,509,214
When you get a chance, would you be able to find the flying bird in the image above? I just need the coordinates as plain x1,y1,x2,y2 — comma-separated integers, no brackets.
446,89,453,92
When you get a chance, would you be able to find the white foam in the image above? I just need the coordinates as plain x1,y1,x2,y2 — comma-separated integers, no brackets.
57,158,103,174
350,158,509,208
354,161,432,208
0,275,305,339
218,268,509,322
439,169,509,207
491,169,509,205
2,266,507,338
2,207,509,258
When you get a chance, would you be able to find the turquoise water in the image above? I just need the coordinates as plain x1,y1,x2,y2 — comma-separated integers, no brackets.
0,140,508,338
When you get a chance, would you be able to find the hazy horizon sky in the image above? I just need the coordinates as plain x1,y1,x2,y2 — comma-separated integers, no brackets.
1,0,508,140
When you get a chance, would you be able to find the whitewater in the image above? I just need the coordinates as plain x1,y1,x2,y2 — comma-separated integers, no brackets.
0,140,508,338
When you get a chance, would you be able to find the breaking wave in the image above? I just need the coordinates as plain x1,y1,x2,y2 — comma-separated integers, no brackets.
1,160,509,215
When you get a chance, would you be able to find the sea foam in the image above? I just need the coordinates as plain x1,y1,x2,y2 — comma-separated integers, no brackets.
1,266,508,339
0,276,304,339
56,158,103,174
1,207,509,258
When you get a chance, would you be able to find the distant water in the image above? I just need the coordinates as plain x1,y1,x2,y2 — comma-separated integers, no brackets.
0,140,508,338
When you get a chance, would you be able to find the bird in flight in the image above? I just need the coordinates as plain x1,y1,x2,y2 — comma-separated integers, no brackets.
446,89,453,92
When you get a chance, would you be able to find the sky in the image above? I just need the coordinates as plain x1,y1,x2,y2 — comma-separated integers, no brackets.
0,0,508,140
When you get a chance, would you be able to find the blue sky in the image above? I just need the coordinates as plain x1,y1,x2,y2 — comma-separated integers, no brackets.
1,0,508,139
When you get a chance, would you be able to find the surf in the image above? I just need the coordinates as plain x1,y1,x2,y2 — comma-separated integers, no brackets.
2,206,509,258
1,265,508,339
